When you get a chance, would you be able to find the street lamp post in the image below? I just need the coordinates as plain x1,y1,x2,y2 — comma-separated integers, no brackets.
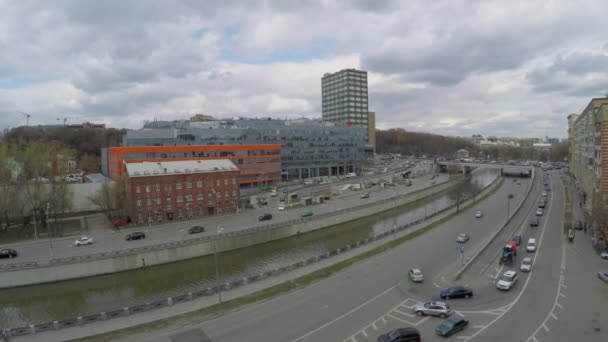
213,227,225,304
46,202,53,259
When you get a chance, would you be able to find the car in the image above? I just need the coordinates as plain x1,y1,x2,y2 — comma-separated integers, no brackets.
475,210,483,218
536,208,543,216
277,203,285,211
270,191,277,197
282,189,288,193
377,327,421,342
413,301,452,318
601,251,608,259
511,234,522,246
74,236,93,246
508,194,514,199
497,270,518,290
188,226,205,234
300,210,313,217
538,201,546,209
542,191,548,197
526,238,537,252
520,257,532,272
408,268,424,282
0,248,18,258
435,316,469,337
112,218,129,227
575,220,583,230
545,186,551,192
259,213,273,221
440,286,473,299
456,233,470,243
125,232,146,241
529,216,539,227
599,272,608,284
360,192,370,199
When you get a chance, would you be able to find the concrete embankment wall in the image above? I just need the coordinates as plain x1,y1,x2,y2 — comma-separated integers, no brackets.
0,177,466,288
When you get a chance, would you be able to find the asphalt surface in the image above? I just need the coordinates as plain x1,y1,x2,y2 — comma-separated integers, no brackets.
0,165,442,265
135,171,533,342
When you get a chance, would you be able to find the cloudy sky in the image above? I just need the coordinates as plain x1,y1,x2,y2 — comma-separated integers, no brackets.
1,0,608,138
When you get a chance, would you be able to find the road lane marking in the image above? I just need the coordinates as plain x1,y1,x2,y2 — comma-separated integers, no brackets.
371,322,377,330
473,325,485,329
361,330,367,337
542,324,549,332
393,308,414,318
290,285,396,342
386,313,411,324
457,336,471,340
555,302,563,309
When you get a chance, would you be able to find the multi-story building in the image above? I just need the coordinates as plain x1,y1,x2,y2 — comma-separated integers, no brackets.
571,98,608,220
567,113,579,173
125,159,239,224
113,118,368,182
322,69,369,129
102,143,281,186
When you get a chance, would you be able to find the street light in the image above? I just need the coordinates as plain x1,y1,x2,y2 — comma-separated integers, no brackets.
213,227,225,304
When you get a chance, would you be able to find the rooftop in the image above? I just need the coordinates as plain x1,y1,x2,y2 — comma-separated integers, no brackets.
126,159,238,177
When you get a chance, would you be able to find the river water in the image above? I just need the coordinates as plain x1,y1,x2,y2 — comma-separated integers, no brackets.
0,170,498,327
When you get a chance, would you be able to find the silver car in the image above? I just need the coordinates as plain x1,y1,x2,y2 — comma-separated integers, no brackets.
414,301,452,318
456,234,470,243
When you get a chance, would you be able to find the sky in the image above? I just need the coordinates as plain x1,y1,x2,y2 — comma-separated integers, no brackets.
1,1,608,139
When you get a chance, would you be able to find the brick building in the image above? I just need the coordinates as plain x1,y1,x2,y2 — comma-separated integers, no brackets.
125,159,239,224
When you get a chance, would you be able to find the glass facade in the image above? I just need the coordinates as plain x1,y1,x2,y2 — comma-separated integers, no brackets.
124,118,368,181
322,69,369,128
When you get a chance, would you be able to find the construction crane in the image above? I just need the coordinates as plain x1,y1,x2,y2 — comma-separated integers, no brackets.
19,111,31,126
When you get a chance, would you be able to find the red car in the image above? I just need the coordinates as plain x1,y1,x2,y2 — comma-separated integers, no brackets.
112,218,129,228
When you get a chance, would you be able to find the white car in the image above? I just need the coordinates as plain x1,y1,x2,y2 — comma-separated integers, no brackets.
278,203,285,211
526,238,537,252
520,257,532,272
536,208,543,216
600,251,608,259
75,236,93,246
475,211,483,218
497,270,518,290
408,268,424,282
456,234,470,243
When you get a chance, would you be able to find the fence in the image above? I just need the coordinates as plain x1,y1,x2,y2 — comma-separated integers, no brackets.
1,174,501,337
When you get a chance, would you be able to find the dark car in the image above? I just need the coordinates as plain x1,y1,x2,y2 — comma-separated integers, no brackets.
259,213,273,221
440,286,473,299
575,220,583,230
435,316,469,337
530,216,539,227
188,226,205,234
0,249,18,258
125,232,146,241
511,234,522,246
538,201,546,209
377,327,421,342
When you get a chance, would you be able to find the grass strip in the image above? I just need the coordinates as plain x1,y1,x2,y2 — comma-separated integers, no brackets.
76,177,504,342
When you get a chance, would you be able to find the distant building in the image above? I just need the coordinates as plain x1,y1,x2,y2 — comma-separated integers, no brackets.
532,143,551,150
545,136,559,145
322,69,369,129
64,122,106,130
125,159,239,224
456,149,470,160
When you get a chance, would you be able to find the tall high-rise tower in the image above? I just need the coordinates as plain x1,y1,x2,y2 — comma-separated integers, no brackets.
322,69,369,128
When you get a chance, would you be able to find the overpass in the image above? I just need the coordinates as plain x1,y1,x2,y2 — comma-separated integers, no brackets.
437,161,533,177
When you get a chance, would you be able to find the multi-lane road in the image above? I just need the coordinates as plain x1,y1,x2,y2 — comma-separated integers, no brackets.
0,170,446,265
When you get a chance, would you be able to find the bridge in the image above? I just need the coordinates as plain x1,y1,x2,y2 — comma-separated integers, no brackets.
437,161,533,177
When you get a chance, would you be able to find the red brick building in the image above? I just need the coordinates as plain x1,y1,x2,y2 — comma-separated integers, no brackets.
125,159,239,224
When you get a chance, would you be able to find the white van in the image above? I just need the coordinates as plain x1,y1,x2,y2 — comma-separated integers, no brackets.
526,238,537,253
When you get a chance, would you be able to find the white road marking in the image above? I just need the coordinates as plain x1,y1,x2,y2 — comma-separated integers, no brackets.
371,322,377,330
542,323,549,332
433,281,441,288
457,336,471,340
555,302,563,309
473,325,485,329
550,313,558,320
361,330,367,337
393,308,414,318
530,336,538,342
290,285,395,342
380,317,387,323
559,293,566,298
386,313,411,324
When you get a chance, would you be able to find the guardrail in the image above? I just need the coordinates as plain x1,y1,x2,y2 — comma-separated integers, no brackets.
1,176,464,272
1,174,502,338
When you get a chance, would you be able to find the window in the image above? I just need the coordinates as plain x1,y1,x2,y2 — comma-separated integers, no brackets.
216,179,220,186
166,197,171,204
225,191,229,197
176,195,183,203
156,198,161,205
146,198,151,206
145,185,151,193
185,194,193,202
165,184,172,191
176,182,182,190
233,190,237,196
186,182,192,189
136,199,142,207
155,184,160,192
197,192,203,201
196,180,202,188
136,185,141,193
224,178,228,185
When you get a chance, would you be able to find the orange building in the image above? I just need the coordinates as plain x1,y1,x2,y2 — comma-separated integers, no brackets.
103,144,281,186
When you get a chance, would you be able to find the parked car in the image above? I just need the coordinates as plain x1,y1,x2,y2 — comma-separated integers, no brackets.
408,268,424,283
360,193,370,199
435,316,469,337
300,210,313,217
542,191,548,197
74,236,94,246
530,216,539,227
538,201,546,209
440,286,473,299
598,272,608,284
520,257,532,272
377,327,421,342
511,235,522,246
259,213,273,221
575,220,583,230
277,203,285,211
456,234,470,243
414,301,452,318
125,232,146,241
601,251,608,259
475,211,483,218
536,208,543,216
526,238,537,252
112,218,130,227
497,270,518,290
188,226,205,234
0,249,18,258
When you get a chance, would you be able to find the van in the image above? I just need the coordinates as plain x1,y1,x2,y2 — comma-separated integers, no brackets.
526,238,537,253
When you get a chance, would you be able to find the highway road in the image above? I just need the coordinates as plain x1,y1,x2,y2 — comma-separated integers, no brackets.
132,170,537,342
0,169,446,265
